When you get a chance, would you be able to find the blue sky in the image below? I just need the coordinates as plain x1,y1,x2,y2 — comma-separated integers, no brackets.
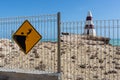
0,0,120,21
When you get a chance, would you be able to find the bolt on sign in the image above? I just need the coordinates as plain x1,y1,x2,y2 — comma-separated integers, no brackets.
13,20,42,54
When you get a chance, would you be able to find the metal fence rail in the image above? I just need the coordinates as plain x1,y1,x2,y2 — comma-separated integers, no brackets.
61,20,120,80
0,13,59,74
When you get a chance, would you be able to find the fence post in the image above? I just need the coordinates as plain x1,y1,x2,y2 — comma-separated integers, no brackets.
57,12,61,79
11,30,14,43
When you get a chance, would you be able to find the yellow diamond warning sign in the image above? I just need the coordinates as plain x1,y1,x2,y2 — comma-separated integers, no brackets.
13,20,42,54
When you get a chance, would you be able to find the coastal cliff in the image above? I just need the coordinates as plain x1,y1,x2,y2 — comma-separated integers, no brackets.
0,34,120,80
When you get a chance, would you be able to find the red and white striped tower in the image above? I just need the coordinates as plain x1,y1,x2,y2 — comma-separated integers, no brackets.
84,11,96,36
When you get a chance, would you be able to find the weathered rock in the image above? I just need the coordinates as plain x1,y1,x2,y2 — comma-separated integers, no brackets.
93,75,98,79
101,78,109,80
115,66,120,69
0,34,119,80
76,77,84,80
61,32,69,35
78,64,86,69
116,52,120,55
61,40,64,42
89,55,96,59
99,59,104,63
100,66,104,69
35,61,46,71
107,70,117,74
71,55,76,59
0,48,3,51
82,35,110,44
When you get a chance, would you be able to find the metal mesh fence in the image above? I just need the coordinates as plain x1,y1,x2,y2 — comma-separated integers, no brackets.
0,13,120,80
61,20,120,80
0,14,58,73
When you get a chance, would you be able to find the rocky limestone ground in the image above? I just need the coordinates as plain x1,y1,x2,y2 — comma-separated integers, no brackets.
0,34,120,80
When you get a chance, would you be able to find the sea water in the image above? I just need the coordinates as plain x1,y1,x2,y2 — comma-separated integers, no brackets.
109,39,120,46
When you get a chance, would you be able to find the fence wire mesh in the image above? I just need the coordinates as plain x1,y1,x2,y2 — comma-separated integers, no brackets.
0,14,120,80
61,20,120,80
0,14,58,73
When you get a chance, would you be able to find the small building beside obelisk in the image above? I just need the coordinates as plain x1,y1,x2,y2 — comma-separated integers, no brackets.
84,11,96,36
